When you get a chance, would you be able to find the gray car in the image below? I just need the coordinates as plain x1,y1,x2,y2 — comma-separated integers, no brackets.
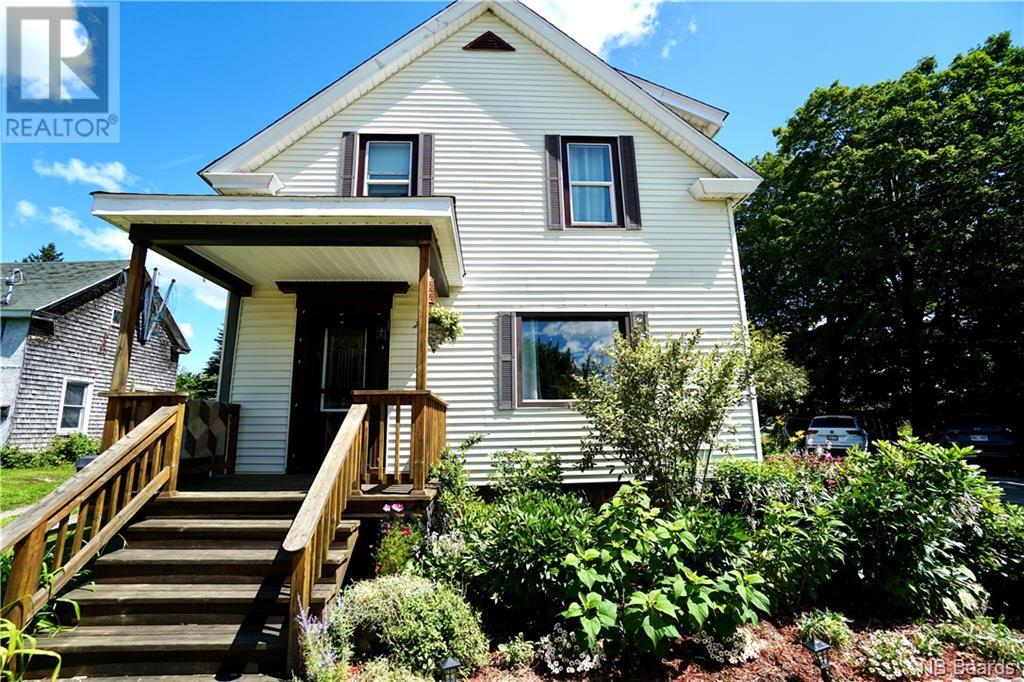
805,415,869,453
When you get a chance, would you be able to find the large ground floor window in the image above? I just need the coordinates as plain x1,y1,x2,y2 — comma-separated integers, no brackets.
517,314,628,406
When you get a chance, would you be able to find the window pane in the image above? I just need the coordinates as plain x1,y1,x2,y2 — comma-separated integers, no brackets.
61,407,82,429
571,185,613,223
520,318,620,401
367,142,411,180
367,183,410,197
321,326,367,410
64,382,87,407
568,144,612,182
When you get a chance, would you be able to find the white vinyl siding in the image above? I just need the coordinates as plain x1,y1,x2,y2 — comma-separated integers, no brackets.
233,12,758,481
228,287,297,473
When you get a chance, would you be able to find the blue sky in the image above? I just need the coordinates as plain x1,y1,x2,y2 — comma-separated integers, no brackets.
3,1,1019,371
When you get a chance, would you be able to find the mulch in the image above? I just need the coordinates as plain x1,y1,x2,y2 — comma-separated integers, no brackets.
467,621,1023,682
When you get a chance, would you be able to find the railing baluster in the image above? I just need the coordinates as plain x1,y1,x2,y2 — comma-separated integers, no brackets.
51,518,70,573
393,404,402,485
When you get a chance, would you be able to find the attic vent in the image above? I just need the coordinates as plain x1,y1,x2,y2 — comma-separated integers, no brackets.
463,31,515,52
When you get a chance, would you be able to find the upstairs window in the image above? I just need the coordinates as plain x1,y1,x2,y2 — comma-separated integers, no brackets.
59,379,90,432
359,135,418,197
566,142,617,225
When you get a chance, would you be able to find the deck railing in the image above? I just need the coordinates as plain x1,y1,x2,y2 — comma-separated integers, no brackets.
0,404,185,630
352,390,448,491
101,391,188,449
282,403,367,671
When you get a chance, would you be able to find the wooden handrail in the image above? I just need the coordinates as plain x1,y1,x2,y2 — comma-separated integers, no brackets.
283,403,367,672
1,404,185,630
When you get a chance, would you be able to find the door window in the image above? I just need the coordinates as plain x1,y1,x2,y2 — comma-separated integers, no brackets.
320,326,368,411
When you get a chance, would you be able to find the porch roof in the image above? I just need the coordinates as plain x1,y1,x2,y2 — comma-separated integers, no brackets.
91,194,465,297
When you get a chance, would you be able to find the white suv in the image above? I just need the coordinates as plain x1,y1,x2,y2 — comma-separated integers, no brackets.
805,415,869,453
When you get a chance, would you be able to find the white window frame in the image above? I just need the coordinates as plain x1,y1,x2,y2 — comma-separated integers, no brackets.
57,378,92,434
566,142,618,226
364,140,414,197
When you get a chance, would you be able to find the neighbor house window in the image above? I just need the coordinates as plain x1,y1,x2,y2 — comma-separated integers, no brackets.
59,380,90,432
562,137,623,226
359,135,418,197
517,314,628,405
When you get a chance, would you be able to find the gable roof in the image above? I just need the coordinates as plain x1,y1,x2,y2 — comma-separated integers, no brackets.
0,260,190,352
200,0,759,183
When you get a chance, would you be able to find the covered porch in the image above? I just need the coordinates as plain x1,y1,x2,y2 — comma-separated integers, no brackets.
92,193,465,500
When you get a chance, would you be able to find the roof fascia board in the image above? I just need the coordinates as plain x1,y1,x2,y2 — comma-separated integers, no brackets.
490,1,757,179
688,177,762,201
200,0,759,181
615,71,727,138
204,172,284,196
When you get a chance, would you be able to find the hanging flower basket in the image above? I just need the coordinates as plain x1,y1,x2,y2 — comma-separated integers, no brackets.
427,306,463,352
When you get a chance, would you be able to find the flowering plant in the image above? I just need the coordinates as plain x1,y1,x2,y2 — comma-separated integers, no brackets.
375,503,422,575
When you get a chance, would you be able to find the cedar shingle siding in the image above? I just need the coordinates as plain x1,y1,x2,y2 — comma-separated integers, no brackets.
7,280,179,450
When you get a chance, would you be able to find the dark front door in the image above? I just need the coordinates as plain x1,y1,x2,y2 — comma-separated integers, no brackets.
287,298,391,474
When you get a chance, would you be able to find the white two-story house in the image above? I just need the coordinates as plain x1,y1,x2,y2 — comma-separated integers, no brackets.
93,0,763,486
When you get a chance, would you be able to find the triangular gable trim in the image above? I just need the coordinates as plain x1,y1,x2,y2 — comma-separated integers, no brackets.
200,0,758,182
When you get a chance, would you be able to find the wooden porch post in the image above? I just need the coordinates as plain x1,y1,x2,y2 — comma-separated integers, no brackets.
415,241,430,391
110,241,148,391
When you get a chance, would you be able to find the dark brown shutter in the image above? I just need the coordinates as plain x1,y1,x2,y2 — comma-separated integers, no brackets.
339,131,356,196
628,311,649,339
419,133,434,196
497,312,515,409
544,135,564,230
618,136,642,229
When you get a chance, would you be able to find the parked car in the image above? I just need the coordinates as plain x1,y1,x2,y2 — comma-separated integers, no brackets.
805,415,869,453
933,418,1019,473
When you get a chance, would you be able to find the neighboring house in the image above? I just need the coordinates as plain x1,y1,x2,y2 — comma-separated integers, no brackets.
0,260,189,449
92,0,763,483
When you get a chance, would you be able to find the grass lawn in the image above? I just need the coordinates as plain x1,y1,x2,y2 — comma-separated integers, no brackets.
0,465,76,517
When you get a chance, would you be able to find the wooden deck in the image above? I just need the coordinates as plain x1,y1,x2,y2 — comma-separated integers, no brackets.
179,475,437,518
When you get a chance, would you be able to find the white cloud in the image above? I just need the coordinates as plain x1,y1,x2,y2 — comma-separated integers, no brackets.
178,322,195,341
522,0,671,57
33,158,136,192
16,200,39,219
44,206,227,311
660,38,678,59
687,16,698,35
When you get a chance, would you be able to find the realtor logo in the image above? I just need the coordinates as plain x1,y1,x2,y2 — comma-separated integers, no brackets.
3,3,120,142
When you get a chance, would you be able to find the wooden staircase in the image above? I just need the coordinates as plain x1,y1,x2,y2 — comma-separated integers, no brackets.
29,491,359,679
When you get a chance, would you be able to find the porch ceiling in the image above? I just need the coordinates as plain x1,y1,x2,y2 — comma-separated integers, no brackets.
91,194,464,296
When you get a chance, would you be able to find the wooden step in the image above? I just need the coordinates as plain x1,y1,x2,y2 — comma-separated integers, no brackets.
32,624,287,677
123,517,296,548
95,543,353,583
142,491,306,518
64,582,337,625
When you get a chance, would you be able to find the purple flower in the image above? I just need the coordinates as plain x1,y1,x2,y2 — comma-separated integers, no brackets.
392,503,405,513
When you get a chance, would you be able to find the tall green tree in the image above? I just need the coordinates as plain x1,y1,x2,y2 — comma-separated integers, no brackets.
736,33,1023,430
22,242,64,262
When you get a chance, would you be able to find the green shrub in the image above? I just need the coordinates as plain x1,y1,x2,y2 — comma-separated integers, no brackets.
560,483,768,657
858,631,921,680
375,518,423,576
47,433,99,463
353,659,431,682
835,438,994,618
912,628,943,658
497,633,536,671
928,617,1024,665
1,434,100,469
466,489,594,628
971,502,1024,621
704,453,841,521
672,504,752,575
336,576,488,678
491,449,562,497
0,444,35,469
746,501,845,613
796,609,852,649
428,435,483,535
